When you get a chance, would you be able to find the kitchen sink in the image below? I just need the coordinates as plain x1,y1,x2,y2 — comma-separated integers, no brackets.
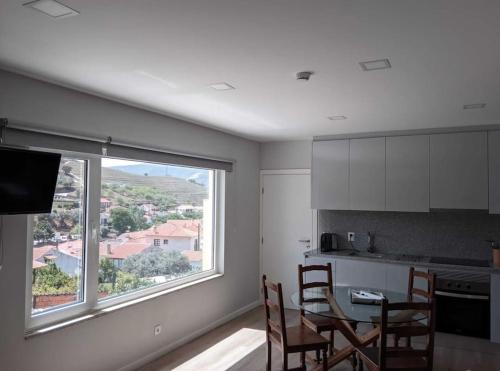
344,250,384,259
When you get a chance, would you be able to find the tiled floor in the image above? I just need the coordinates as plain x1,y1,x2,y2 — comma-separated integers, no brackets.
140,307,500,371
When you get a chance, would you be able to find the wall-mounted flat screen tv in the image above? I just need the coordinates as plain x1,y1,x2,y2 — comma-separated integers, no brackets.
0,147,61,215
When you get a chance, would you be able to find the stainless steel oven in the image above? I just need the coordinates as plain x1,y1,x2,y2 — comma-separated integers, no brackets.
432,269,490,339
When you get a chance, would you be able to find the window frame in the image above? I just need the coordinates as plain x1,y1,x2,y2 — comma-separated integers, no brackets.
25,154,225,331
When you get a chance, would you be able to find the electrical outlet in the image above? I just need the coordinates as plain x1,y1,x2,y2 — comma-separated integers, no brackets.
348,232,355,242
154,324,162,336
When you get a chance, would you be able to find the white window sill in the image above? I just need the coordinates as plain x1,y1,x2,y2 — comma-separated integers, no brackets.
25,273,224,339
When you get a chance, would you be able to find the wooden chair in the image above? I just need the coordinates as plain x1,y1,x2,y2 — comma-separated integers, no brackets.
407,267,436,302
262,275,329,371
394,267,436,347
298,263,358,361
356,299,436,371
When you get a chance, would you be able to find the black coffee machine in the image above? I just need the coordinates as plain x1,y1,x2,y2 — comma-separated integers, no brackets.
320,232,339,252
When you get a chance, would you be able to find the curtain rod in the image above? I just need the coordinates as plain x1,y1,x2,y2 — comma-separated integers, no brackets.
0,118,235,166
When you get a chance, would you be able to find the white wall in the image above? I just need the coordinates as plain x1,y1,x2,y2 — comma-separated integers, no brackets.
0,69,260,371
260,140,312,170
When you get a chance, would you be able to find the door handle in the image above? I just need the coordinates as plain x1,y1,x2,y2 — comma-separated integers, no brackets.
299,239,311,243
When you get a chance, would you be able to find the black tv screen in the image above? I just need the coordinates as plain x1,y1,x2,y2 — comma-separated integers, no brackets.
0,147,61,215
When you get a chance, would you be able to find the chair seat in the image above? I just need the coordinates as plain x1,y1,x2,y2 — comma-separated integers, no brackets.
303,313,358,332
303,313,337,332
357,346,428,369
285,325,330,352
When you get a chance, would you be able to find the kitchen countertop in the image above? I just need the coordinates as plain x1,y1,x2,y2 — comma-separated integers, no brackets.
305,249,499,274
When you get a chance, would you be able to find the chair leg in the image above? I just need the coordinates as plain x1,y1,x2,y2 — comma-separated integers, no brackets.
351,351,357,370
322,348,328,371
358,356,364,371
329,330,334,356
266,341,272,371
300,351,305,369
282,351,288,371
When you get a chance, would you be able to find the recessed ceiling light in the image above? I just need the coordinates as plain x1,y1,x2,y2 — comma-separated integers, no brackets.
209,82,235,91
328,116,347,120
23,0,79,18
359,59,391,71
463,103,486,110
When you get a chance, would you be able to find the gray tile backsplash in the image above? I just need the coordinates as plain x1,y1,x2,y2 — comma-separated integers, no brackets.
318,210,500,260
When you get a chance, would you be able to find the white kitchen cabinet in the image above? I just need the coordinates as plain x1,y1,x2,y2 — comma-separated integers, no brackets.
489,131,500,214
491,273,500,343
311,140,349,210
334,258,387,289
430,132,488,209
386,135,430,212
385,264,427,293
349,137,386,211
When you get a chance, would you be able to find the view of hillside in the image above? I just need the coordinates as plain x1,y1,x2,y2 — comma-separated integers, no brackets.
102,167,207,206
61,160,208,206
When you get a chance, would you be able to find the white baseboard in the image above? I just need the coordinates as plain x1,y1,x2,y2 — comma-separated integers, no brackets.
118,300,261,371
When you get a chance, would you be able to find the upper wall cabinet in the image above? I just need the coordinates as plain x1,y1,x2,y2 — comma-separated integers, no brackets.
430,132,488,210
386,135,430,212
311,140,349,210
489,131,500,214
349,137,386,211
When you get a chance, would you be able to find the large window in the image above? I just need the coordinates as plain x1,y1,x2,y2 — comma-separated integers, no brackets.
30,157,87,315
97,159,214,301
27,154,221,329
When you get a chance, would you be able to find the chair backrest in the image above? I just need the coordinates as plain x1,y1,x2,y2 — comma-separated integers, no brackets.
297,263,333,316
262,275,287,347
408,267,436,302
379,300,436,370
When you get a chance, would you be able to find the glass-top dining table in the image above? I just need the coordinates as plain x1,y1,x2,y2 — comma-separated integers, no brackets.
291,286,428,325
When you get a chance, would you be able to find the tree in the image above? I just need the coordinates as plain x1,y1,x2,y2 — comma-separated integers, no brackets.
129,205,149,230
99,258,117,285
152,215,168,225
33,220,55,243
110,208,136,234
32,262,77,295
62,165,72,175
100,226,110,238
70,224,81,237
114,271,151,293
183,210,203,220
122,249,192,277
167,211,203,220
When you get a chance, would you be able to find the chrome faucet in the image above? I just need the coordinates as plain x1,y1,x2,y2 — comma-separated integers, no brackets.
367,232,376,253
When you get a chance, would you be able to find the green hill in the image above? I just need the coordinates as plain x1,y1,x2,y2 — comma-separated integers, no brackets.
101,167,208,206
59,159,208,206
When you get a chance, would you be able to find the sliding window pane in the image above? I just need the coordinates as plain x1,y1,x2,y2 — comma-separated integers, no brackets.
98,158,215,300
31,158,86,314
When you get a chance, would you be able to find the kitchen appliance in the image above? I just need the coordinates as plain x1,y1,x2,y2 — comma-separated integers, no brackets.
320,232,338,252
429,256,490,268
432,269,490,339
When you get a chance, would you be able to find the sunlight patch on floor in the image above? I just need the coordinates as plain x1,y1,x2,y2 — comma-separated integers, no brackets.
172,328,266,371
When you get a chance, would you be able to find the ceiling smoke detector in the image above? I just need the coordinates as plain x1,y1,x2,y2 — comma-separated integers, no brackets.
23,0,80,18
296,71,314,81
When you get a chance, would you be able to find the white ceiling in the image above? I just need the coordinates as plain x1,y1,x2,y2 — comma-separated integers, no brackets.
1,0,500,142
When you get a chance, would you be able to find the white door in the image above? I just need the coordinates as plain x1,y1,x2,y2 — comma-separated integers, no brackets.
261,171,313,308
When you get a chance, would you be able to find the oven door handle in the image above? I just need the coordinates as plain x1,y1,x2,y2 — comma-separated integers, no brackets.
435,290,489,301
